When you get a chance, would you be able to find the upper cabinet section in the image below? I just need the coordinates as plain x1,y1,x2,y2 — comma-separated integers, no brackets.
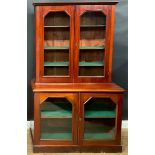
34,4,116,83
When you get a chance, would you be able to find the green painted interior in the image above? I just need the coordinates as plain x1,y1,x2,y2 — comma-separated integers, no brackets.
41,132,72,139
41,131,113,140
84,118,115,140
41,118,72,140
85,110,115,118
44,61,69,66
84,132,113,140
41,100,72,117
79,61,104,66
85,98,116,117
41,109,115,118
80,45,105,49
41,98,116,118
41,110,72,117
44,46,69,49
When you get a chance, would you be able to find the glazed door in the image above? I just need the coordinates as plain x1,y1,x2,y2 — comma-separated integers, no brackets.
34,93,78,145
74,5,112,83
79,93,123,145
35,6,74,83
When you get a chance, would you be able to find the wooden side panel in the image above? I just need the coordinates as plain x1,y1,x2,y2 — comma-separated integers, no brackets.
34,93,40,145
107,5,116,82
35,6,43,82
115,94,123,144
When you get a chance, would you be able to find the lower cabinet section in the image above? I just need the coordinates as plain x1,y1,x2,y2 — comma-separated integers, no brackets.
32,92,123,152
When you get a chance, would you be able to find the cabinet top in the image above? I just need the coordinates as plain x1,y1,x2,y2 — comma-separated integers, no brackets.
31,80,125,93
33,0,119,6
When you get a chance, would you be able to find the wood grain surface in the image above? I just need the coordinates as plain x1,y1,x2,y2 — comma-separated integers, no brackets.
27,128,128,154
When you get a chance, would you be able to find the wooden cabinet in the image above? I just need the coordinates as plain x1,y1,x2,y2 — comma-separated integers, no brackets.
31,0,125,153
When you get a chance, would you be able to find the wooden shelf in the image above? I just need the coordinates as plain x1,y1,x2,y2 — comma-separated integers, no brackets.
41,110,115,118
41,110,72,118
85,110,116,118
84,120,115,140
44,46,69,50
80,46,105,49
84,132,113,140
81,25,106,28
41,132,72,140
44,25,70,28
41,118,72,140
44,61,69,67
79,61,104,66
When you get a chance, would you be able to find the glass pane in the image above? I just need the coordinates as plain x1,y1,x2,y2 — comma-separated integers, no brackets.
44,50,69,76
40,97,72,140
41,118,72,140
84,118,115,140
79,11,106,76
84,98,116,140
44,12,70,76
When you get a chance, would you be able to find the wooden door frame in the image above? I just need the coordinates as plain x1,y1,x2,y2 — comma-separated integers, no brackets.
33,92,79,145
74,5,114,83
79,92,123,145
35,5,75,83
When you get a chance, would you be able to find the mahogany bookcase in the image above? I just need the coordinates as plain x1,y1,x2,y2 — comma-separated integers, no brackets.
31,0,125,153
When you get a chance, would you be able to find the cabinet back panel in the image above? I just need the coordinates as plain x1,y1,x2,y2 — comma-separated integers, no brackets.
44,12,70,26
79,67,104,76
81,11,106,25
44,29,70,46
44,50,69,62
80,50,104,62
80,29,106,46
80,11,106,47
44,11,70,47
44,67,69,76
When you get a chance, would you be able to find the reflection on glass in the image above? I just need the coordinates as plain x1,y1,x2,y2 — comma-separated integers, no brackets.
40,98,72,140
79,11,106,76
84,98,116,140
44,12,70,76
